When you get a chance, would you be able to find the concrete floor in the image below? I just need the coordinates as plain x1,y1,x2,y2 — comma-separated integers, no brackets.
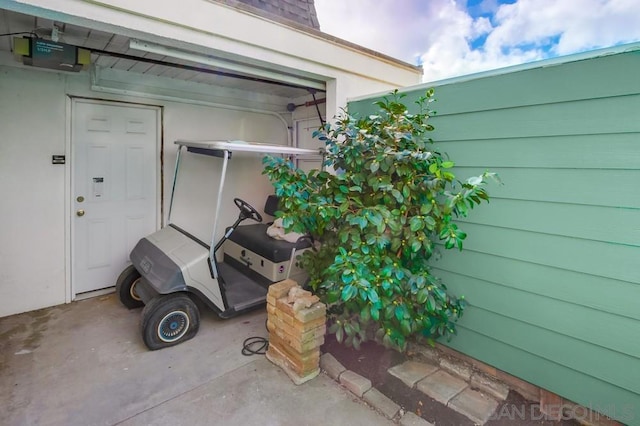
0,294,392,426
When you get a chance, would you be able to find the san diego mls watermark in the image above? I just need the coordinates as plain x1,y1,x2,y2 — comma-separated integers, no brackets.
489,402,635,423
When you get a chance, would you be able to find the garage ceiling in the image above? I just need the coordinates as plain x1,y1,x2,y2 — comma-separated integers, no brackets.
0,9,323,100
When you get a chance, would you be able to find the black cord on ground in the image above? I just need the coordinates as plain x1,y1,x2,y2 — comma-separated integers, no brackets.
241,318,269,356
241,336,269,356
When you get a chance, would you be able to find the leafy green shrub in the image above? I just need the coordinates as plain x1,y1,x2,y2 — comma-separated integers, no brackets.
263,90,497,351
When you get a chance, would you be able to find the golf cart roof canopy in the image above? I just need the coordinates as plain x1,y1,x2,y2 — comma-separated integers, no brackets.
175,140,321,156
169,139,323,267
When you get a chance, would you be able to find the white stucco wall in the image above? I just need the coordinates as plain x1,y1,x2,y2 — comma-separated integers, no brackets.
0,66,68,315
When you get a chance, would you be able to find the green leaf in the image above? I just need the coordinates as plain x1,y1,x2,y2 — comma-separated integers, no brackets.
344,322,354,337
417,288,429,304
282,216,294,229
367,212,383,226
367,288,379,303
342,271,354,284
384,304,395,320
443,172,455,181
360,305,371,322
424,215,436,229
420,203,432,215
391,189,403,203
395,305,407,321
434,287,446,301
400,320,412,336
441,161,455,168
426,295,436,312
341,284,357,301
439,226,449,239
352,337,361,350
327,290,340,304
358,288,368,301
395,334,406,350
402,184,411,199
409,216,423,232
357,216,367,230
370,161,380,173
370,305,380,321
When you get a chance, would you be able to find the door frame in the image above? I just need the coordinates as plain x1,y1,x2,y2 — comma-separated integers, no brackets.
65,97,163,301
293,116,325,170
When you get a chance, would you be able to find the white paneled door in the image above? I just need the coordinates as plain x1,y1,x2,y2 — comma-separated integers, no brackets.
72,100,159,295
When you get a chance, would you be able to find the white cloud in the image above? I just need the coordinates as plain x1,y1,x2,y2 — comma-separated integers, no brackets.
487,0,640,55
314,1,440,65
313,0,640,82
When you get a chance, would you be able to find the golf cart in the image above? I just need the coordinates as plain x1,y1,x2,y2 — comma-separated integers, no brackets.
115,140,319,350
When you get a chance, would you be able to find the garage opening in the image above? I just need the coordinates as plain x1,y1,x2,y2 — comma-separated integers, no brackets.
0,8,327,303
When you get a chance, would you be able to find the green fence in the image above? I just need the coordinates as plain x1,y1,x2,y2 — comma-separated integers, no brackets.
349,45,640,424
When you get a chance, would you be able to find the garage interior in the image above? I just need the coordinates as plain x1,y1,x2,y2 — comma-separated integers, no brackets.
0,5,330,317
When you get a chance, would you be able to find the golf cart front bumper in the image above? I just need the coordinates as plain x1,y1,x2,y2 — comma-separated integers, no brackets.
129,225,226,311
130,237,188,302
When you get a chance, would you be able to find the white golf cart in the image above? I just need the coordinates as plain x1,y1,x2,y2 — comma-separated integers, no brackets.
115,140,319,350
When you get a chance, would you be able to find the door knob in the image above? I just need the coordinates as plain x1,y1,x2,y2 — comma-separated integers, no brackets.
76,209,85,217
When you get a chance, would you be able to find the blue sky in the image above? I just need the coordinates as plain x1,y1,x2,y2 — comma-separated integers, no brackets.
314,0,640,81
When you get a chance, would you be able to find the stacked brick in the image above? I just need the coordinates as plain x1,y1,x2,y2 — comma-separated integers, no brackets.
265,279,326,385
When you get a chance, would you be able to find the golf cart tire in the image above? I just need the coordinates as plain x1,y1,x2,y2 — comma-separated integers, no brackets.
141,294,200,350
115,265,144,309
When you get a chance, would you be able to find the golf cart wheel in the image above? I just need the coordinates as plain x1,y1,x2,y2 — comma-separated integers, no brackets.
115,265,144,309
141,295,200,350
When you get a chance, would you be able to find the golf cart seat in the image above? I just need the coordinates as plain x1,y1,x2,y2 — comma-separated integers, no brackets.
227,195,312,263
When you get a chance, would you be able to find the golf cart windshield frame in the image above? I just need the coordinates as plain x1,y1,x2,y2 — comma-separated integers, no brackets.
168,140,322,278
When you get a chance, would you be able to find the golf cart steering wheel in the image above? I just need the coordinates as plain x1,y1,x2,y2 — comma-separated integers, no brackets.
234,198,263,222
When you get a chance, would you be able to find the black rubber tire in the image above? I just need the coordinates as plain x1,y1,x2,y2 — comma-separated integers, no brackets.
140,294,200,351
115,265,144,309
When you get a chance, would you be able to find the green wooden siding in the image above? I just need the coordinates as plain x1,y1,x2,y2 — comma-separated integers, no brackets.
349,47,640,424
